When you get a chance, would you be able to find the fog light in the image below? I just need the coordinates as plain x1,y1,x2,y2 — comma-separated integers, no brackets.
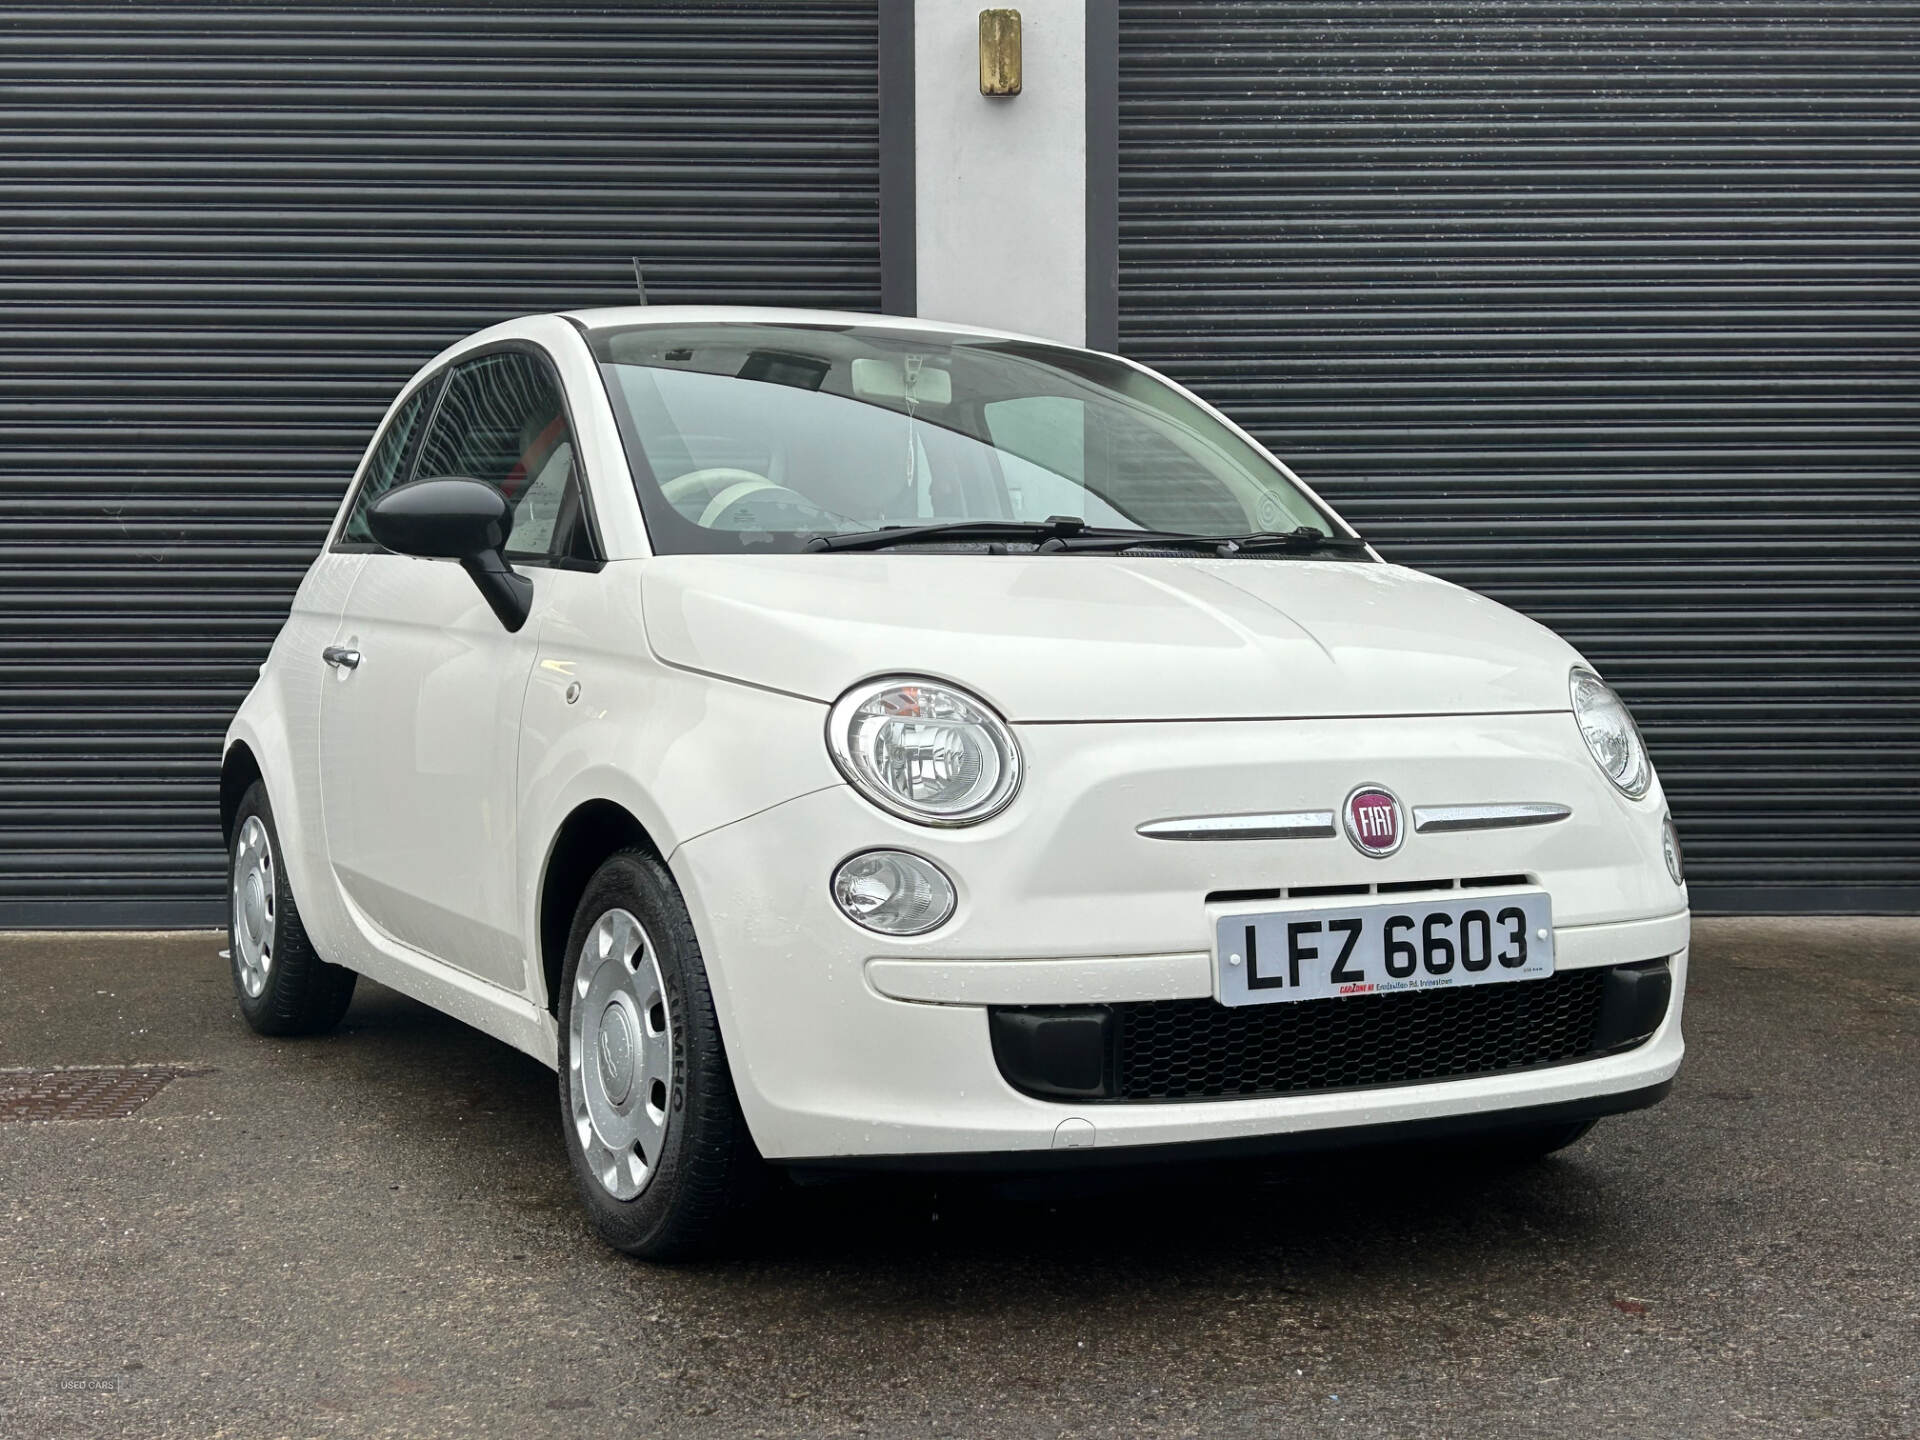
1662,813,1685,885
831,850,956,936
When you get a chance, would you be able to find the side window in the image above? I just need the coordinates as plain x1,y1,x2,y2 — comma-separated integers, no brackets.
502,438,576,557
339,380,436,546
412,350,592,563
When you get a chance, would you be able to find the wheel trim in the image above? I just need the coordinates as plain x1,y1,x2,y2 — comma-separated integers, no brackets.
568,907,673,1202
231,815,276,998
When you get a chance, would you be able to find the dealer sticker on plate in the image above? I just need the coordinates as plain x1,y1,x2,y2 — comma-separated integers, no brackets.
1213,888,1555,1008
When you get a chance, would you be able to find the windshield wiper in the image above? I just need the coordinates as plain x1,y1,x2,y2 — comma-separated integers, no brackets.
804,518,1371,557
1042,525,1372,557
1209,527,1370,556
804,516,1165,553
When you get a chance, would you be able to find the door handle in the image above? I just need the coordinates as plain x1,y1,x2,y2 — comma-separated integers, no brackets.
322,646,361,670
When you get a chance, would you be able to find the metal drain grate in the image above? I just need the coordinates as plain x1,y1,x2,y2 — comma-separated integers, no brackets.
0,1065,209,1122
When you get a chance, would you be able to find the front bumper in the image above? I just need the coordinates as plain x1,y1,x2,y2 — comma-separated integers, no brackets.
672,712,1688,1163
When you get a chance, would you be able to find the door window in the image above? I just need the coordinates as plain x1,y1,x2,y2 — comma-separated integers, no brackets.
338,378,437,547
499,437,580,559
411,349,595,564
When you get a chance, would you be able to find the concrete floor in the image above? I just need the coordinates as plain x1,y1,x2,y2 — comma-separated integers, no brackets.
0,918,1913,1439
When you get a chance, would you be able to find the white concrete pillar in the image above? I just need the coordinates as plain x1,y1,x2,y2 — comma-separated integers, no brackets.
912,0,1087,345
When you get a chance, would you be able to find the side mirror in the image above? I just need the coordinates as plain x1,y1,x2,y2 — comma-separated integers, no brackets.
367,477,533,633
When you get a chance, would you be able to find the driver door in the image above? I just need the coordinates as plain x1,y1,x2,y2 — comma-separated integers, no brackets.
317,346,588,988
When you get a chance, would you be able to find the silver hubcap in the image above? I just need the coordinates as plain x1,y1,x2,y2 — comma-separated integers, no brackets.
231,815,275,998
568,908,673,1201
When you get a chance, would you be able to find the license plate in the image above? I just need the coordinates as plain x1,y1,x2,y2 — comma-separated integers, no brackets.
1214,889,1555,1007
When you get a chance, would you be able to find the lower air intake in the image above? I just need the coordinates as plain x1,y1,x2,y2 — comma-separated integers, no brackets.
990,961,1669,1103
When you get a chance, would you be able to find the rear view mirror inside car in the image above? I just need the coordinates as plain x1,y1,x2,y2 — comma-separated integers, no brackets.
852,356,952,406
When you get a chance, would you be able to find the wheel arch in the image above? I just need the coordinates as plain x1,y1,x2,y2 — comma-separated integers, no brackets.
537,798,666,1016
219,739,263,848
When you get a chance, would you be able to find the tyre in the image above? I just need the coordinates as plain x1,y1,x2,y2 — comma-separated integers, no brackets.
228,780,357,1036
557,847,762,1259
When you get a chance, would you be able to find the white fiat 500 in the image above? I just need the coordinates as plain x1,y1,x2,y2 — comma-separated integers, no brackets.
223,307,1688,1257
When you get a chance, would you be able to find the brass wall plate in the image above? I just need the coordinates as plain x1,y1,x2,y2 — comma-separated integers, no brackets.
979,9,1022,97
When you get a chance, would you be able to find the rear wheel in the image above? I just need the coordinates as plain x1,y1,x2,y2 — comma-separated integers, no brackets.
557,848,761,1259
228,781,356,1036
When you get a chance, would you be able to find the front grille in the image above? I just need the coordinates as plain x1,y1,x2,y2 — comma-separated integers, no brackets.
1206,875,1531,905
1112,969,1608,1101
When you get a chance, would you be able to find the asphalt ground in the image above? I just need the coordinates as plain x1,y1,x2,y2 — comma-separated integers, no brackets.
0,918,1914,1439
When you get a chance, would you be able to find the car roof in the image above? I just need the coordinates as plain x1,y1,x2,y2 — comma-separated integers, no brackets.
562,304,1080,352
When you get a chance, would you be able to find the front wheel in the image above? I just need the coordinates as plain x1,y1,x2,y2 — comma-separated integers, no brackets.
556,848,761,1259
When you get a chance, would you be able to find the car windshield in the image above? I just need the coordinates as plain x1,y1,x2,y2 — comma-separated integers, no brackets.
588,321,1339,555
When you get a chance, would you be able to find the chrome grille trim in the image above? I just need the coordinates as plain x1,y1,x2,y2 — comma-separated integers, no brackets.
1137,811,1336,842
1411,802,1572,834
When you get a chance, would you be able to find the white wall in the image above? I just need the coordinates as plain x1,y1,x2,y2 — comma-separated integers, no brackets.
914,0,1086,345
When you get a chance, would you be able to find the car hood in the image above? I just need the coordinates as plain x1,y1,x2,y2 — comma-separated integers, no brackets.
637,554,1581,722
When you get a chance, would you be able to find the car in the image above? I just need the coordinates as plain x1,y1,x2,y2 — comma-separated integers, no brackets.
221,306,1689,1258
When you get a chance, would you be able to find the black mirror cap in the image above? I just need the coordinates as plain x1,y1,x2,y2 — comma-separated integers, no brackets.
367,476,511,560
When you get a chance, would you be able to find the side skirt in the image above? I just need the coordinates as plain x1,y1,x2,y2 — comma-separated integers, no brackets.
334,920,559,1069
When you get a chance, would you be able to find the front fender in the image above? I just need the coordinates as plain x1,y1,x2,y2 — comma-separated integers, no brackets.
515,597,845,997
224,679,338,946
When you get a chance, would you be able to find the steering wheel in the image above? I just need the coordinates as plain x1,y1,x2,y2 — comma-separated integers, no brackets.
659,468,772,521
697,479,821,528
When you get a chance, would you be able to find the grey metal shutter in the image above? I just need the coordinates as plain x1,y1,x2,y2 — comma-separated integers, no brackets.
1118,1,1920,913
0,1,881,927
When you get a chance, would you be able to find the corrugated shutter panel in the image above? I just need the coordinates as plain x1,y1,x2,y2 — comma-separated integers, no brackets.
0,1,881,927
1118,1,1920,912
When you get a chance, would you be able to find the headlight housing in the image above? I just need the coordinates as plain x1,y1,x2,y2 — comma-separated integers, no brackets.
1661,812,1685,885
1569,666,1652,800
827,677,1022,826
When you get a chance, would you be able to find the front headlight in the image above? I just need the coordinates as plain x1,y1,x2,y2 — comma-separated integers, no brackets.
827,677,1022,825
1569,666,1652,800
